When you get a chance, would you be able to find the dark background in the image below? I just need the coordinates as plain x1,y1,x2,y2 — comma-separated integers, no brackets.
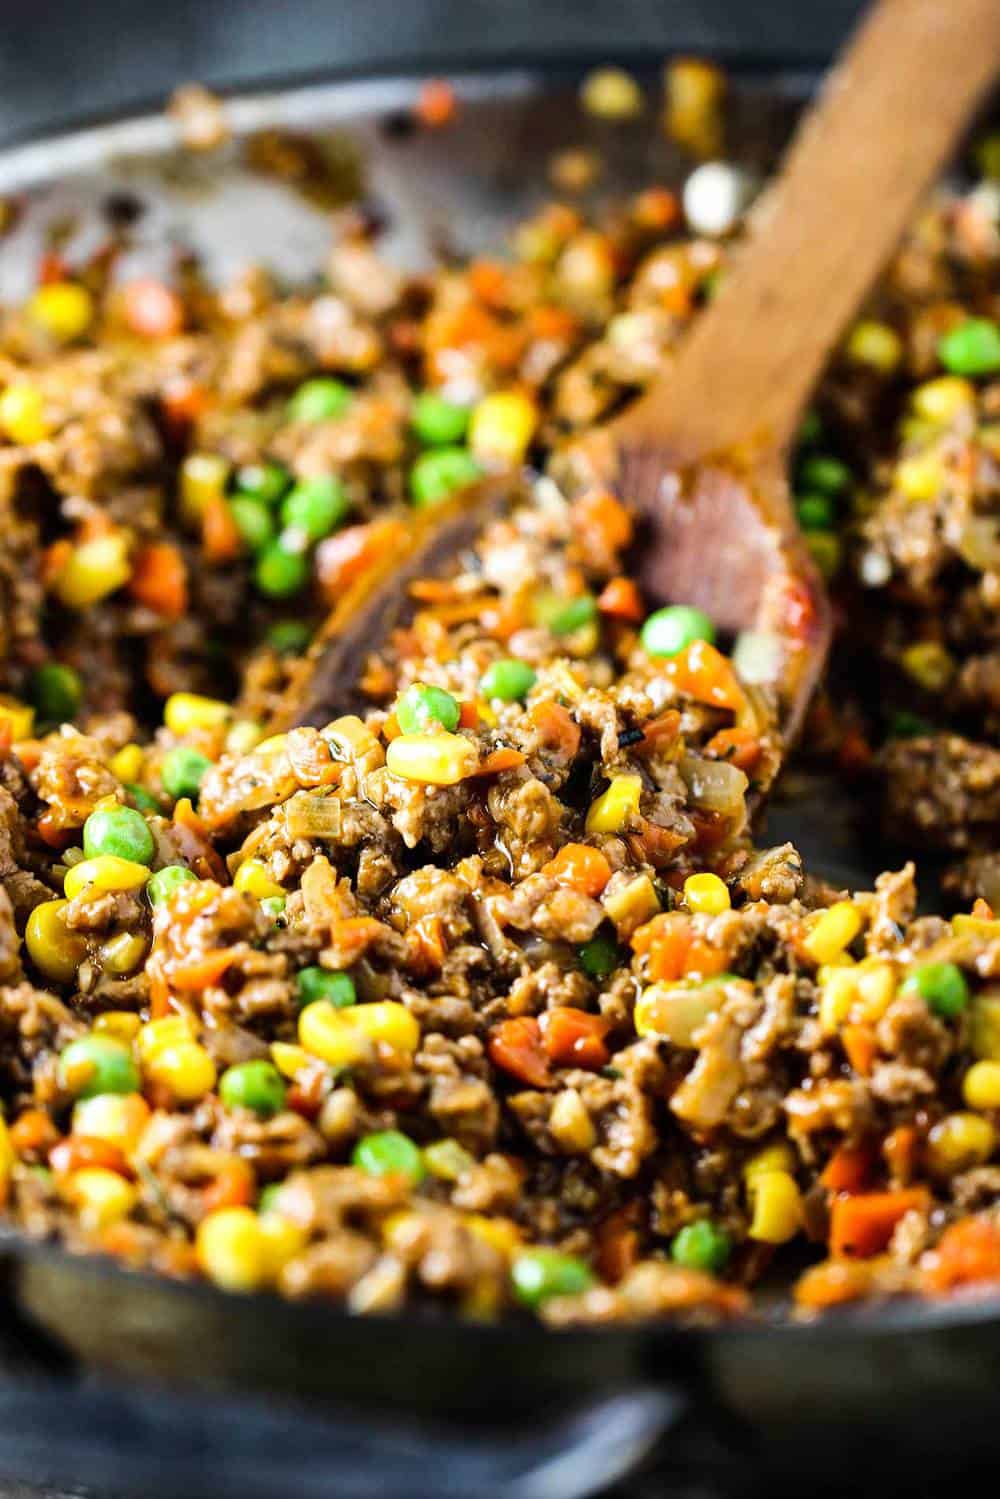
0,0,864,145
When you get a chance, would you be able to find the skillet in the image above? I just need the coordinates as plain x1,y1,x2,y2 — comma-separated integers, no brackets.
0,61,998,1499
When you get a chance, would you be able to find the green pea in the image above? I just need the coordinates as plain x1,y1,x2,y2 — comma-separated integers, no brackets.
536,593,598,636
83,806,154,866
59,1036,140,1099
287,378,353,423
396,682,460,735
938,318,1000,378
671,1219,732,1274
797,409,824,448
267,620,312,655
219,1060,287,1118
30,663,82,724
796,494,836,531
352,1129,425,1184
480,659,536,702
806,532,841,580
409,447,482,507
411,392,471,447
510,1249,595,1308
280,476,350,542
255,542,310,599
233,461,290,505
147,864,199,906
260,896,286,922
230,497,274,554
160,746,212,802
258,1182,285,1214
297,966,356,1009
900,961,970,1019
888,710,933,739
578,930,620,981
126,784,161,815
796,454,852,496
640,604,715,657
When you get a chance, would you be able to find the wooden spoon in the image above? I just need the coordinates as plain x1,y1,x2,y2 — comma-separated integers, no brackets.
286,0,1000,737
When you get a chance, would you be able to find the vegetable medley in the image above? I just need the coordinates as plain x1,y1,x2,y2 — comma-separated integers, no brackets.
0,67,997,1324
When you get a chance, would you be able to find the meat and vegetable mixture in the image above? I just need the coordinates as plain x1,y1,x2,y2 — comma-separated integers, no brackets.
0,66,997,1325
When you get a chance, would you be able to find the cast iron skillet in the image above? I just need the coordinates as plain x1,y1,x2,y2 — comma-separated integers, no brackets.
0,64,998,1499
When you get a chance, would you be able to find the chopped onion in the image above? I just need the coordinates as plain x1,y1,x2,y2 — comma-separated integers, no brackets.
732,630,782,685
286,793,343,840
679,754,749,812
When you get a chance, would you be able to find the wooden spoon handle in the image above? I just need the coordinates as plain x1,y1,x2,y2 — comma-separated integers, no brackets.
618,0,1000,461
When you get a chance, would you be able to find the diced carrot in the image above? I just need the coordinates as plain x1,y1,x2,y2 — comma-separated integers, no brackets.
632,913,692,982
595,1206,642,1283
633,186,681,231
328,916,389,966
287,1069,326,1119
685,937,731,980
663,639,744,713
122,278,184,339
704,726,761,772
50,1137,134,1180
842,1024,877,1078
529,701,581,761
469,259,510,309
488,1017,552,1089
37,251,70,285
316,519,408,603
407,914,447,975
202,491,241,563
923,1217,1000,1293
821,1142,876,1195
472,747,527,776
636,711,683,752
382,712,402,741
458,700,479,730
77,511,115,543
129,542,188,619
571,489,634,555
202,1159,255,1213
883,1125,919,1186
627,821,687,868
160,377,208,438
540,1007,611,1069
415,79,458,128
147,953,172,1019
170,946,242,992
526,304,578,342
9,1109,60,1157
482,594,529,641
41,539,73,590
597,576,643,621
972,897,995,921
829,1188,930,1258
794,1257,885,1309
542,843,612,897
36,810,74,849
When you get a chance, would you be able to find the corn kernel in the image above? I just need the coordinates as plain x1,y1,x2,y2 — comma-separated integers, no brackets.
28,282,93,341
845,320,903,373
894,452,944,503
100,930,149,977
963,1061,1000,1112
258,1212,309,1280
0,696,34,741
549,1088,597,1153
911,376,975,425
683,872,731,916
586,774,643,834
298,1000,372,1068
603,873,661,935
93,1011,142,1043
854,959,897,1022
744,1142,796,1186
422,1138,475,1181
197,1207,266,1293
900,640,954,691
72,1093,150,1154
0,383,50,444
465,1214,522,1258
634,981,722,1047
747,1170,802,1243
818,966,858,1033
180,453,229,523
64,855,150,901
254,733,288,757
233,859,284,900
110,743,144,782
0,1117,15,1186
164,692,230,736
138,1015,194,1063
580,67,643,120
385,731,478,786
53,532,131,608
971,993,1000,1061
475,699,498,729
469,391,538,466
146,1042,216,1102
927,1112,996,1176
25,899,87,984
66,1167,137,1230
226,719,263,756
350,1001,421,1055
270,1041,313,1079
802,901,863,966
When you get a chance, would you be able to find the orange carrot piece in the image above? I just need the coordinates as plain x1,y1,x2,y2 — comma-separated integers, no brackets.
597,576,643,621
829,1188,930,1258
540,1007,611,1069
662,639,744,713
472,747,526,776
50,1137,134,1180
842,1023,878,1078
883,1125,919,1185
571,489,634,554
202,1159,255,1213
488,1017,552,1089
170,946,242,992
129,542,188,619
972,897,995,921
704,726,761,772
924,1217,1000,1293
202,492,241,563
9,1109,60,1157
415,79,458,128
529,701,581,761
595,1207,642,1283
821,1143,876,1195
542,843,612,897
458,700,479,730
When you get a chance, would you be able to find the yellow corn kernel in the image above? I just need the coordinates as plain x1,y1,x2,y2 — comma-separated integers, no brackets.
469,390,538,466
233,859,284,900
926,1112,997,1176
28,281,93,341
465,1214,522,1258
971,993,1000,1061
549,1087,597,1153
226,719,263,756
164,692,230,736
64,855,150,900
844,319,903,373
254,733,288,757
634,981,722,1047
585,774,643,834
744,1142,797,1186
72,1093,150,1154
110,743,144,782
962,1061,1000,1112
899,640,954,692
93,1011,142,1043
25,899,87,984
683,872,731,917
146,1043,216,1102
422,1138,475,1181
66,1167,137,1230
180,452,229,522
911,376,975,425
474,699,498,729
53,532,131,609
100,930,149,977
196,1207,266,1293
747,1170,802,1243
138,1014,195,1063
258,1211,309,1280
894,452,943,503
0,696,34,741
603,873,661,935
0,1117,15,1186
270,1041,313,1080
0,383,50,444
385,731,479,786
298,1001,372,1068
350,1001,421,1055
854,959,897,1022
818,965,858,1034
580,66,644,119
802,901,863,966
